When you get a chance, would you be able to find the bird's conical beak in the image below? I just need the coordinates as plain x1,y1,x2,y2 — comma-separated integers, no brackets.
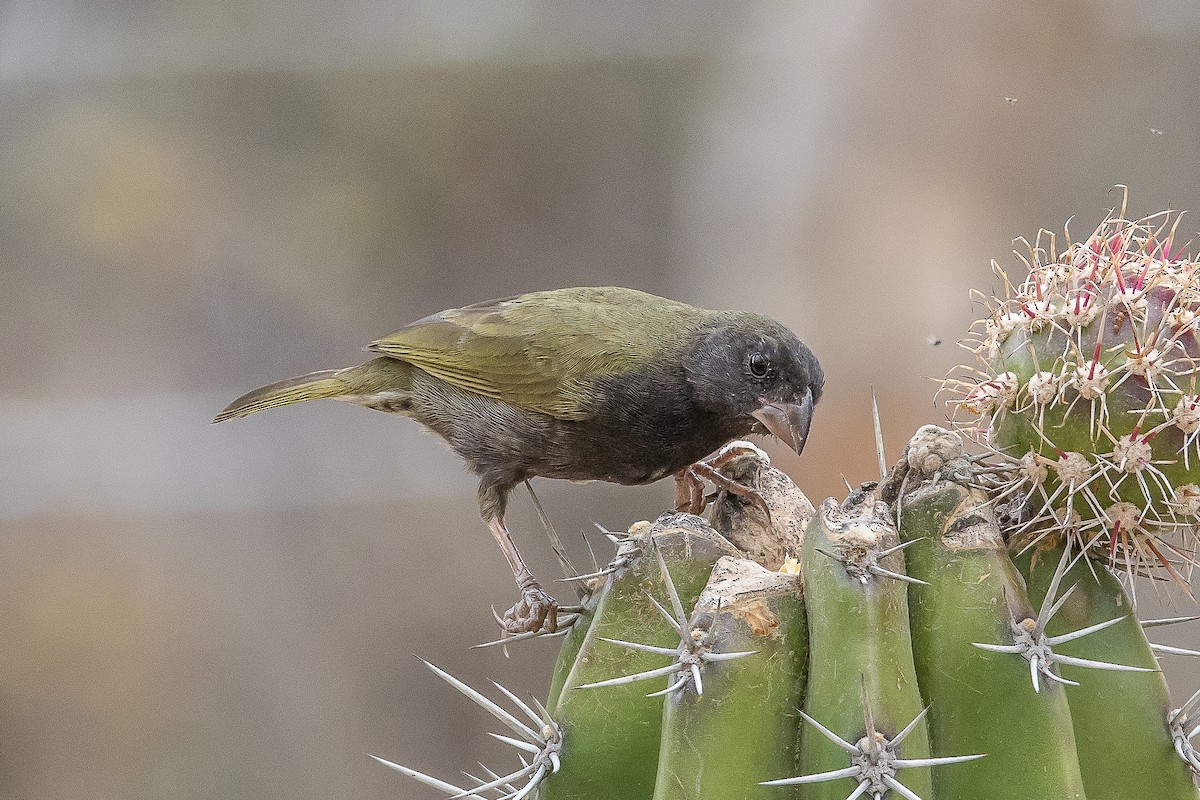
752,389,814,456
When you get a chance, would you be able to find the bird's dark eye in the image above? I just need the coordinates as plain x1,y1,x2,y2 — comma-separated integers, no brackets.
748,352,771,379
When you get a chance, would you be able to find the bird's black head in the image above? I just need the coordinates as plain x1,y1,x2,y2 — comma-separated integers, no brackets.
682,313,824,455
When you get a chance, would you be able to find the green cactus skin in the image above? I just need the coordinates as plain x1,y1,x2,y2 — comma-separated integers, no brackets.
798,495,932,800
653,557,807,800
545,561,608,711
1016,539,1200,800
544,599,595,712
899,480,1089,799
540,516,739,800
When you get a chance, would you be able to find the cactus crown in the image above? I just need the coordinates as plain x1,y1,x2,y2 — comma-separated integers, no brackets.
946,193,1200,590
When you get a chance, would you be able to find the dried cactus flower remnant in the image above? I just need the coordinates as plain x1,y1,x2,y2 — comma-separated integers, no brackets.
947,195,1200,583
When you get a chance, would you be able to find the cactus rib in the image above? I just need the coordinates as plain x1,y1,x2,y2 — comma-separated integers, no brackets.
655,556,809,800
797,493,934,800
579,548,757,698
539,515,740,800
892,426,1090,799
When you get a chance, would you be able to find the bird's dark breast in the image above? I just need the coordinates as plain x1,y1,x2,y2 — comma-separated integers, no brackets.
406,366,750,490
547,368,751,485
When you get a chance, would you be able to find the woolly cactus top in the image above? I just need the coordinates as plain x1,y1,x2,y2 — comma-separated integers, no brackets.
947,198,1200,591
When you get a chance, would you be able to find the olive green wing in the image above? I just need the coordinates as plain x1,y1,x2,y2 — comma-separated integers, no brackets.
366,287,708,420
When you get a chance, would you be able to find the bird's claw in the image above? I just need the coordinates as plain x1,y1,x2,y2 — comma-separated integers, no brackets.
674,445,772,518
501,579,559,635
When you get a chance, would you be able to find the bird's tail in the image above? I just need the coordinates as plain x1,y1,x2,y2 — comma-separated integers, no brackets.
213,369,351,422
213,357,413,423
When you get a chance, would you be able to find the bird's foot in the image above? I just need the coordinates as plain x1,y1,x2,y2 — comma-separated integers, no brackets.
500,574,559,635
674,443,771,517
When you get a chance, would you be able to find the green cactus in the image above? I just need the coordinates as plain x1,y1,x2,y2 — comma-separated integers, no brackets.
374,203,1200,800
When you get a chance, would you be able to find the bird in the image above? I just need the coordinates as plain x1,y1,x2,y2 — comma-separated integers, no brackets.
214,286,823,634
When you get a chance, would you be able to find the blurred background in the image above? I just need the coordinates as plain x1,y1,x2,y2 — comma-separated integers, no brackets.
3,1,1200,798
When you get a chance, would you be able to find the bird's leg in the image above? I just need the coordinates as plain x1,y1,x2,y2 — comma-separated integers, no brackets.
486,515,559,635
674,467,706,512
674,444,771,517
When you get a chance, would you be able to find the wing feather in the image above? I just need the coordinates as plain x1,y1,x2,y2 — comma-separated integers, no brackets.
367,287,708,420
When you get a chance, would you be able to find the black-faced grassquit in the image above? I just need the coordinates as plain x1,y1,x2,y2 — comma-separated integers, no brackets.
215,286,823,633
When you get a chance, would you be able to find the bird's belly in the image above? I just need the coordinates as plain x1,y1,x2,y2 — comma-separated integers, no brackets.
539,438,718,486
558,469,669,486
